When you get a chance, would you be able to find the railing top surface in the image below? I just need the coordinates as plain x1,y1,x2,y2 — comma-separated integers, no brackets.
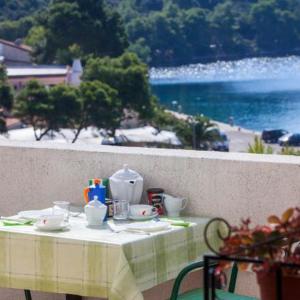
0,140,300,165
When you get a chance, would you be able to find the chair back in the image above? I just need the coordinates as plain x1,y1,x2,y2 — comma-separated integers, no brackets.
228,262,239,293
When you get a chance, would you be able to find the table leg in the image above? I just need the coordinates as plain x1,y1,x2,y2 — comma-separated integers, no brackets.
65,295,82,300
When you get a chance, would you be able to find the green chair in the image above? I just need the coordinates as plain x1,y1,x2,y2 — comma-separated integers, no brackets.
170,261,258,300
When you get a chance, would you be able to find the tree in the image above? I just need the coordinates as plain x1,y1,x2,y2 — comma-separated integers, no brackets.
127,38,152,63
191,115,218,149
152,109,219,149
0,0,48,22
72,81,121,143
250,0,300,53
0,16,36,42
47,84,81,131
182,8,211,60
0,65,13,133
15,80,52,140
14,80,123,143
15,80,79,140
83,52,156,121
30,0,128,64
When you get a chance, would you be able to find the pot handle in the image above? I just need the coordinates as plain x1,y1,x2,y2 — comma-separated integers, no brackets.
181,198,188,211
83,187,90,204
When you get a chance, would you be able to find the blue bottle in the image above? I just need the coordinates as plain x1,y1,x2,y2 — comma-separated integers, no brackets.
84,179,106,204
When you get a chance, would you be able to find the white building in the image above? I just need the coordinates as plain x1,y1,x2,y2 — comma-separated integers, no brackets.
0,39,32,66
0,39,83,89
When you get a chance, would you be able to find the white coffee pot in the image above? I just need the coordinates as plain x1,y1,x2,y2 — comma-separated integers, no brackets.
109,164,143,204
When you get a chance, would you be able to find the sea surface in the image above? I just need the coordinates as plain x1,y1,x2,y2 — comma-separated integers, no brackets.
150,56,300,132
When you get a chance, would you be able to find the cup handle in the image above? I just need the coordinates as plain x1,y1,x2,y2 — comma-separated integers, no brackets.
181,198,188,210
152,207,158,214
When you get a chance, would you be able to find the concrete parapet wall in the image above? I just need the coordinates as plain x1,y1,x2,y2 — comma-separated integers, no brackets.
1,141,299,223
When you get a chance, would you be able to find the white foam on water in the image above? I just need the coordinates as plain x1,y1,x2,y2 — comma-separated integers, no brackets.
150,56,300,91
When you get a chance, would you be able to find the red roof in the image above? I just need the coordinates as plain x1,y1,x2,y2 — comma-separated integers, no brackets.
0,39,32,52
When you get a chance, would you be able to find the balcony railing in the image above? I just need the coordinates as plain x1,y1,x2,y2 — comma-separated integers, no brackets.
0,140,300,299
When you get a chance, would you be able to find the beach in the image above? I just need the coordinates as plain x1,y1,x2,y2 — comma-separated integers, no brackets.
168,110,278,153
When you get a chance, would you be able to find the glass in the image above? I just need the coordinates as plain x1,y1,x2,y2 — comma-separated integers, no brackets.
113,199,129,220
53,201,70,222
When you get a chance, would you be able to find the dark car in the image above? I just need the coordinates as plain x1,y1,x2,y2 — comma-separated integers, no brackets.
211,132,229,152
279,133,300,146
262,129,288,143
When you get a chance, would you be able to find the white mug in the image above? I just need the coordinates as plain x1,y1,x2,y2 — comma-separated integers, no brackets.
163,194,188,217
130,204,156,217
37,214,64,228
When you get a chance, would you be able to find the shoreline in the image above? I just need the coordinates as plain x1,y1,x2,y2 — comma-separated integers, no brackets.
167,110,260,152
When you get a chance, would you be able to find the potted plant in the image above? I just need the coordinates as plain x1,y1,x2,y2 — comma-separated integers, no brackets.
208,208,300,300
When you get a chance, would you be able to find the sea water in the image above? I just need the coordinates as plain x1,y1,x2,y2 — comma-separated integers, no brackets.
150,56,300,132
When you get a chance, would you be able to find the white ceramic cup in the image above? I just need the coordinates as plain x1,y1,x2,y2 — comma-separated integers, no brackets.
130,204,156,217
38,214,64,227
163,194,188,217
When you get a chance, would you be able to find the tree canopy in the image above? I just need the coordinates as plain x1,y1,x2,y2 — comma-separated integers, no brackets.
117,0,300,66
1,0,300,66
0,65,13,133
0,0,48,22
27,0,128,64
83,52,156,120
14,79,123,143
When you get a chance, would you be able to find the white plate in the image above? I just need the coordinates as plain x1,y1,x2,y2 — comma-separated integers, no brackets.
34,222,70,232
125,221,170,232
128,212,159,221
18,209,53,220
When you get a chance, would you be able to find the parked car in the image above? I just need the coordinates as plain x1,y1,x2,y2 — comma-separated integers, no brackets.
279,133,300,146
211,132,229,152
101,135,127,146
262,129,288,143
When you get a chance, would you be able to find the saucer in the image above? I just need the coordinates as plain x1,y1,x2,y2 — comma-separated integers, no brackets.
34,222,70,232
18,209,53,221
128,212,158,221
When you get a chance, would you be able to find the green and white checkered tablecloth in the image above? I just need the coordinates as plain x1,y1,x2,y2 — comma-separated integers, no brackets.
0,216,216,300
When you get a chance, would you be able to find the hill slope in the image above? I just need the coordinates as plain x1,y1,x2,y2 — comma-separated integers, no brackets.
0,0,49,21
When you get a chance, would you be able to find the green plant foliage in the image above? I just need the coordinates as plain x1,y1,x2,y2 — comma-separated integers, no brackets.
0,0,48,21
27,0,128,64
0,16,36,41
117,0,300,66
83,52,156,120
0,82,13,111
47,84,81,131
248,136,273,154
14,79,123,143
0,65,13,133
69,80,121,143
14,80,81,140
2,0,300,66
14,80,53,140
152,108,218,148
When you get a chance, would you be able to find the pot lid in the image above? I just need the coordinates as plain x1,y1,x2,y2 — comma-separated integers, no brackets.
86,196,106,207
111,164,141,180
